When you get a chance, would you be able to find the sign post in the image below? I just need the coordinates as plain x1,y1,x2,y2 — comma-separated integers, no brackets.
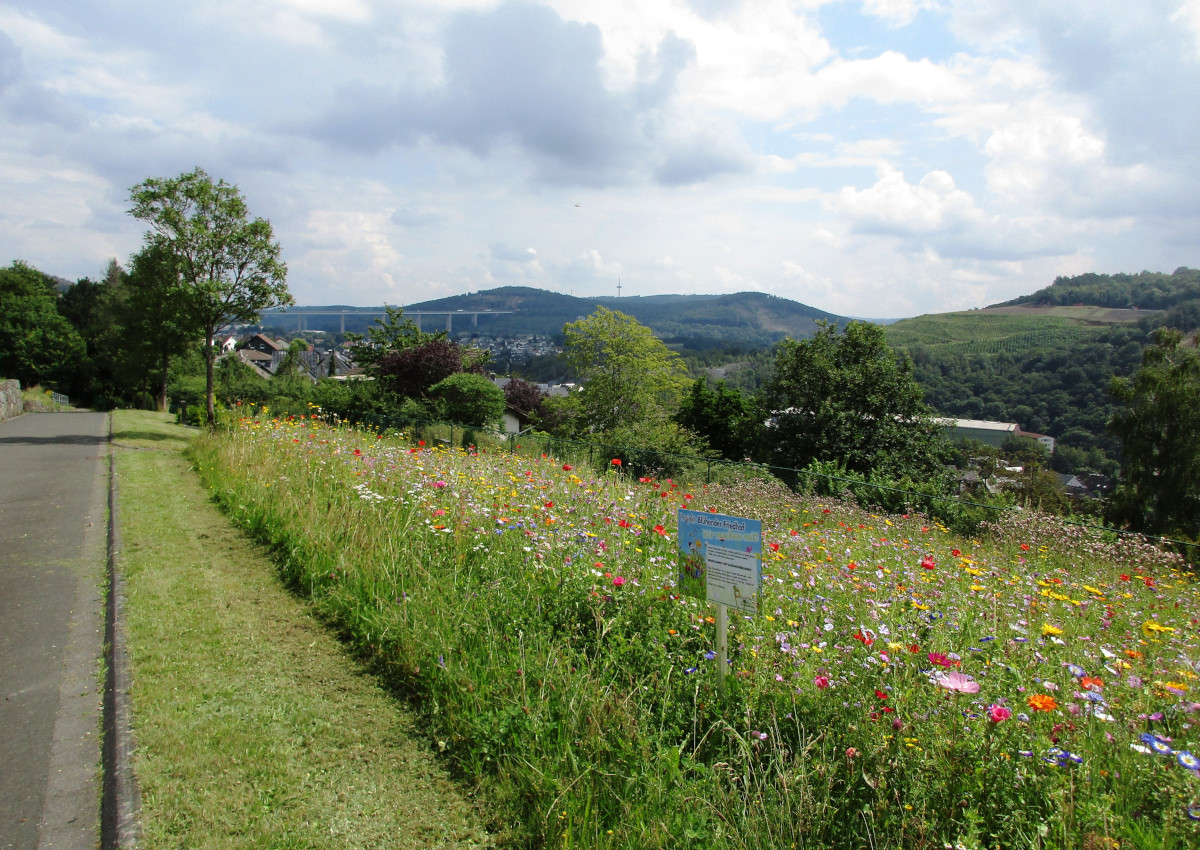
677,509,762,693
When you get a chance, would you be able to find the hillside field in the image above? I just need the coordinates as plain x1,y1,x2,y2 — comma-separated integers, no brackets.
190,411,1200,849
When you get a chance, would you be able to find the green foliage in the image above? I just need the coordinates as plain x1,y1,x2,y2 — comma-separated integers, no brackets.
762,320,950,481
57,260,131,406
562,306,692,436
128,167,291,424
0,260,86,389
428,372,505,427
675,378,761,461
214,355,272,405
1107,327,1200,541
124,244,203,410
342,305,437,373
1003,267,1200,310
310,378,387,422
889,313,1153,478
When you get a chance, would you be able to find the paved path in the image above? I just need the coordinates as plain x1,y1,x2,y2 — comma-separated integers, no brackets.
1,412,108,850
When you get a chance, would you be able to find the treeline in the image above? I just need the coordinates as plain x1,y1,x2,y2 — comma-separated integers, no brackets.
1003,266,1200,310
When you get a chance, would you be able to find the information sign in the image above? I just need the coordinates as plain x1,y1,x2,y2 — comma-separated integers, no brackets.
677,509,762,615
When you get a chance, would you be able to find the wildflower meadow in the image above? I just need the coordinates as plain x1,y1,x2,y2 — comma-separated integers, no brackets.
188,409,1200,849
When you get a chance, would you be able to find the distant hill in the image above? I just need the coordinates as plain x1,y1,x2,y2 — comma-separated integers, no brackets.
267,286,849,350
884,269,1200,477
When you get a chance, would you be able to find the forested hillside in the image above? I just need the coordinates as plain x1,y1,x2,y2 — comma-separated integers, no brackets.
887,268,1200,476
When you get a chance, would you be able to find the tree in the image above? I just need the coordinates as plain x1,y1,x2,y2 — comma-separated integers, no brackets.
0,261,85,389
123,245,202,411
128,167,291,424
58,260,129,405
430,372,505,427
503,377,549,427
345,305,434,372
376,338,481,400
675,377,760,461
562,306,691,435
761,320,949,479
1107,327,1200,540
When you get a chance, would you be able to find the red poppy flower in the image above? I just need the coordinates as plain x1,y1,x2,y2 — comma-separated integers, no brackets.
611,458,622,466
562,464,573,471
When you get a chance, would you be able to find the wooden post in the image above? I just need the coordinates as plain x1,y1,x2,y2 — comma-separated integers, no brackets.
716,602,728,696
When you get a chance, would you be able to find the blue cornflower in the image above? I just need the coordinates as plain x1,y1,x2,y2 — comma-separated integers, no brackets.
1065,663,1086,678
684,667,699,674
704,650,716,660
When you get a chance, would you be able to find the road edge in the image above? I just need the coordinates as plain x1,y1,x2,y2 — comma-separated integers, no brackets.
102,413,142,849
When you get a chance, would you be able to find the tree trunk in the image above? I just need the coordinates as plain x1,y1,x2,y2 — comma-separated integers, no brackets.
205,327,216,426
157,350,170,413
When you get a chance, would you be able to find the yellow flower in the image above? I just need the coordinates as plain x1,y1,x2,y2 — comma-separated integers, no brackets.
1041,623,1064,637
1141,620,1176,637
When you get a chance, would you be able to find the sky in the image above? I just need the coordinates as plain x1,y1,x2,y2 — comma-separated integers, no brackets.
1,0,1198,318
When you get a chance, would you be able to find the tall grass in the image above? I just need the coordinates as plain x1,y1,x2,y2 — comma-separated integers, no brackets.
190,411,1200,849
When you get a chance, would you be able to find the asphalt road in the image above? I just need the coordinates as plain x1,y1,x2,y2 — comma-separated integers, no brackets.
0,411,108,850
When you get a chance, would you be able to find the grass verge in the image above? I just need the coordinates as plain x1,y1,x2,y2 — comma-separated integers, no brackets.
113,410,494,849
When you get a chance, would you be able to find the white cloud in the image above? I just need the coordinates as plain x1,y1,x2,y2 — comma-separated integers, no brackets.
0,0,1196,319
834,167,980,236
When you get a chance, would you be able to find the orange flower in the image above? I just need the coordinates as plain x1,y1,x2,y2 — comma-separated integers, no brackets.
1081,676,1104,690
1027,694,1058,712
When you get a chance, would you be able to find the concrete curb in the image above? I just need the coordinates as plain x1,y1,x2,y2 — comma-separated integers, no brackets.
102,415,142,849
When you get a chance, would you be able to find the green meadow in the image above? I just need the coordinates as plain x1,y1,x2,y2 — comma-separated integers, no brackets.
186,410,1200,849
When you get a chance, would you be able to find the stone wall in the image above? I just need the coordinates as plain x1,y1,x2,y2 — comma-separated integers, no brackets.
0,379,22,421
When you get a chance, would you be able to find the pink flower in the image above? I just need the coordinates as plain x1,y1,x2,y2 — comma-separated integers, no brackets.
987,704,1013,723
612,576,625,587
814,675,830,690
935,672,981,694
928,652,954,668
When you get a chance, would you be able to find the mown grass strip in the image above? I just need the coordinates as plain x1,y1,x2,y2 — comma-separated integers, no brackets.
113,411,494,849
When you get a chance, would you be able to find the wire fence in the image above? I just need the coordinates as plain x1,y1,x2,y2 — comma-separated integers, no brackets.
332,409,1198,561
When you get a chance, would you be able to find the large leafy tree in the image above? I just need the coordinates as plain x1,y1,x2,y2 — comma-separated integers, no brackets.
128,167,291,424
0,261,85,390
761,320,948,479
1107,327,1200,540
562,306,691,435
